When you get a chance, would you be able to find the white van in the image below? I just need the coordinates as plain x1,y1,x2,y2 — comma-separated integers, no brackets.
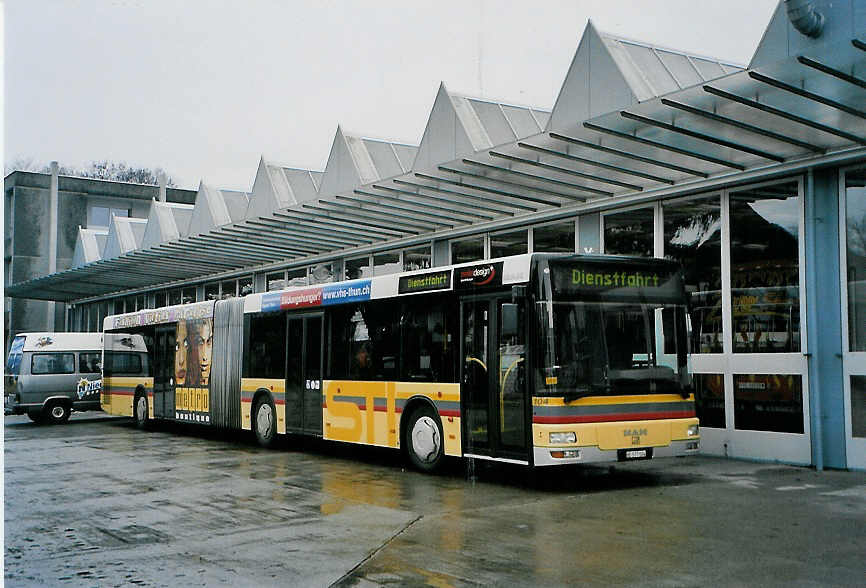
5,333,106,424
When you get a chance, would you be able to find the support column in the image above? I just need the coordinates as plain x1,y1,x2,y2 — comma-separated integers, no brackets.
805,168,846,469
47,161,59,330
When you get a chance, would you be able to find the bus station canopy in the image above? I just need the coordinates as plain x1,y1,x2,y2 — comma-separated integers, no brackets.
7,4,866,303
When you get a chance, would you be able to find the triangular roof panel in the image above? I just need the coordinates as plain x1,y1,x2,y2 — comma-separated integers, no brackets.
71,227,108,268
140,200,194,250
102,216,147,260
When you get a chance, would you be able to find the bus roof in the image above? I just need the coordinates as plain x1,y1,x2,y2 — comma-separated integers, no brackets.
12,332,103,352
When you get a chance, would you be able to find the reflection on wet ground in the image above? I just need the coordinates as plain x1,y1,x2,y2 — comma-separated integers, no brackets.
5,414,866,587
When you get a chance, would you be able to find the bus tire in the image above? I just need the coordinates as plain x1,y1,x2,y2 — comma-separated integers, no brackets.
403,404,444,473
134,392,149,429
253,396,277,448
45,401,71,425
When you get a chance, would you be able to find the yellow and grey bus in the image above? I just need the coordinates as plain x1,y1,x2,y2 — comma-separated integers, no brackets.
102,253,699,471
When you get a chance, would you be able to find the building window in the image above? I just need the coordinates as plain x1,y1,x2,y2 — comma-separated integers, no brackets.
238,276,254,296
169,289,182,306
603,207,654,257
729,182,800,353
267,271,286,292
346,257,371,280
90,205,129,227
533,221,575,253
219,280,236,299
154,291,167,308
181,287,196,304
694,373,725,428
451,238,484,264
664,196,722,353
205,283,220,301
733,374,803,434
845,169,866,352
403,246,431,271
373,251,401,276
490,229,527,258
309,263,334,284
286,268,308,287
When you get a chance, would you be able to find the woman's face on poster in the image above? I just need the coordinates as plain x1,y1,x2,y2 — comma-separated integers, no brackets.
194,320,214,386
175,321,188,386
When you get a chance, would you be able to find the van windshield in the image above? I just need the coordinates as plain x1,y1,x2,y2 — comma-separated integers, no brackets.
6,336,25,375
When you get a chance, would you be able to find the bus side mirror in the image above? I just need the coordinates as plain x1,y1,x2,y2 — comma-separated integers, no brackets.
501,303,519,338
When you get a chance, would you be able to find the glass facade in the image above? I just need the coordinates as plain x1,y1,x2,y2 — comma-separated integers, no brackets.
451,238,484,264
403,246,431,271
533,221,575,253
694,373,725,429
373,251,401,276
489,229,527,258
729,182,800,353
267,271,286,291
845,170,866,352
604,207,654,257
852,376,866,439
664,196,722,353
345,257,371,280
733,374,803,434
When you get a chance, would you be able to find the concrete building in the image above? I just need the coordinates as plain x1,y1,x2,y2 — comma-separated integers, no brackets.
3,167,197,347
6,0,865,469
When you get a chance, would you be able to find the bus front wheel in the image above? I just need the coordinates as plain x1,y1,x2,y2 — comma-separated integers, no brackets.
253,396,276,448
403,405,444,473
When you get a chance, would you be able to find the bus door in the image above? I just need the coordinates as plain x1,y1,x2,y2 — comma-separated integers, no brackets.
153,325,176,419
460,295,529,462
285,313,324,436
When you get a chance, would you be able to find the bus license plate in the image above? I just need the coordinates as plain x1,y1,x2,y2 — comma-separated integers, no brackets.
625,450,647,459
618,448,652,461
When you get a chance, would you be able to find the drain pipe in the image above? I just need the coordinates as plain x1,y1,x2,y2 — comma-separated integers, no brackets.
806,169,824,472
786,0,825,38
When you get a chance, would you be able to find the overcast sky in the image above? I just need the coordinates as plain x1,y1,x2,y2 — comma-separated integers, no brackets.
5,0,778,191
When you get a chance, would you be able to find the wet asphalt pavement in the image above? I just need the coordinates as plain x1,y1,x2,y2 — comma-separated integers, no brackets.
4,412,866,587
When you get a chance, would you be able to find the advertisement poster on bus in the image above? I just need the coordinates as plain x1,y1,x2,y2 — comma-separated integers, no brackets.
175,317,213,423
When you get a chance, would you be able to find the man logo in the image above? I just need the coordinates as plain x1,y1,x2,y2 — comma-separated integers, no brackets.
623,428,648,437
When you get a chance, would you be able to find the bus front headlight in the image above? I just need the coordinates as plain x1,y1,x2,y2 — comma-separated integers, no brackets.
687,424,699,437
549,432,576,444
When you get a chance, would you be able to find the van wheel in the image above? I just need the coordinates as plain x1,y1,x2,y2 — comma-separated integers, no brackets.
27,410,45,424
253,396,276,448
45,401,71,425
134,393,149,429
402,404,444,472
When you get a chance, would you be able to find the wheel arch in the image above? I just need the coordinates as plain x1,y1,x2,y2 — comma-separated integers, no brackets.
400,395,441,443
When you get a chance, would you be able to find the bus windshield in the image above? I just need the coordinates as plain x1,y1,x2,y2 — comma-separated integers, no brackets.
537,301,689,399
539,258,690,399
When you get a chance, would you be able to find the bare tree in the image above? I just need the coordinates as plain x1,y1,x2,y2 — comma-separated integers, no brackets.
5,158,175,187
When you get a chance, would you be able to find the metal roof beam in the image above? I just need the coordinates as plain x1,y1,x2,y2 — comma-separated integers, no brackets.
366,183,514,217
341,192,471,226
489,150,641,190
703,85,866,145
659,98,825,153
514,142,676,184
219,226,336,252
382,179,536,212
182,236,290,261
412,172,568,207
796,56,866,90
548,132,709,177
272,210,406,239
122,248,226,271
152,242,260,266
620,111,786,162
451,159,601,196
321,195,479,225
300,203,421,234
854,39,866,52
205,229,314,255
243,218,374,246
748,71,866,120
583,122,746,170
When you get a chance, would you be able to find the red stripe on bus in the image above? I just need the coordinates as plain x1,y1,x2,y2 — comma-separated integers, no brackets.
533,410,695,424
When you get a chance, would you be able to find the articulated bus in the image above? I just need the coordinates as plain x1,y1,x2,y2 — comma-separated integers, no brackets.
102,253,699,472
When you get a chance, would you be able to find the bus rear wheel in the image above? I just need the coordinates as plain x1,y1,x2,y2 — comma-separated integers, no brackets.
45,401,71,425
134,393,149,429
253,396,276,448
403,405,444,472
